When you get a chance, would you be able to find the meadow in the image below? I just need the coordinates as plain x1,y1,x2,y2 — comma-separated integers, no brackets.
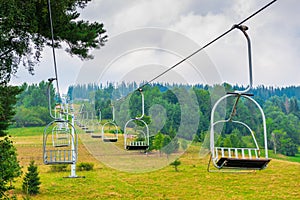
7,127,300,200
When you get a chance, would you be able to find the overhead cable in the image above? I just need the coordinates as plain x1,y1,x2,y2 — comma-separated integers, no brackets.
137,0,278,90
47,0,60,97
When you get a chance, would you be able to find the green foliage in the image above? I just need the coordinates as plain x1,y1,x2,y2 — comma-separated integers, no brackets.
77,162,94,171
22,160,41,195
50,164,68,172
0,137,22,198
153,131,164,155
0,0,107,83
222,130,246,148
265,96,300,154
13,82,54,127
72,83,300,154
162,135,179,158
181,140,188,150
0,85,22,136
16,82,54,108
272,130,298,156
170,159,181,172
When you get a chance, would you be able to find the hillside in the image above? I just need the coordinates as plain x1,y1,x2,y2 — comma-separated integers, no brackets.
8,127,300,200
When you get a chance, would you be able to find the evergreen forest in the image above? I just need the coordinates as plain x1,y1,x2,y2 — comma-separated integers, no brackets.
14,81,300,157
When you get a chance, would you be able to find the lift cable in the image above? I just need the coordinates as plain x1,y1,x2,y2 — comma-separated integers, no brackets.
47,0,60,97
137,0,278,91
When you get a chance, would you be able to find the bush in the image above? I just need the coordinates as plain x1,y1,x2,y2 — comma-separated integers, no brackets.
50,164,68,172
77,162,94,171
109,130,118,134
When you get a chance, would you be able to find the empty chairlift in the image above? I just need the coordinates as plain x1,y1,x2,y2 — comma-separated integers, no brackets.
85,111,95,133
124,89,149,151
43,79,78,165
44,119,77,165
91,109,103,138
208,25,271,172
102,105,118,142
81,111,89,131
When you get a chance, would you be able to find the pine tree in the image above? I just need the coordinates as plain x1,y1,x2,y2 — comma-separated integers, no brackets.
0,137,22,198
22,160,41,195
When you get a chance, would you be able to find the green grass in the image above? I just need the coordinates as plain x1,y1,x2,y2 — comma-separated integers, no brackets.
269,151,300,163
8,126,45,137
5,127,300,199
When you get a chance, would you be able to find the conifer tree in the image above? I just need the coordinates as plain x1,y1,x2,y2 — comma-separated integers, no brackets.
22,160,41,195
0,137,22,198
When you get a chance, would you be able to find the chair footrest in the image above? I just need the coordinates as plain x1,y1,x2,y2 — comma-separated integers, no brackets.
103,138,118,142
126,145,149,151
91,135,102,138
85,130,94,133
44,161,75,165
216,157,271,169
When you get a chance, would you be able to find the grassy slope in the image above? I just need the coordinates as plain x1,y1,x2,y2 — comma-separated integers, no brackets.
6,127,300,200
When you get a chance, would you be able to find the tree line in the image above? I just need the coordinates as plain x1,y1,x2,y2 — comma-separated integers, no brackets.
72,82,300,156
6,81,300,157
12,81,55,127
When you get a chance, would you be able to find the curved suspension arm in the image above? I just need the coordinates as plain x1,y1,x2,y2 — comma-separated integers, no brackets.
213,119,259,150
111,104,115,122
98,108,102,122
47,78,57,120
135,88,145,120
232,25,253,94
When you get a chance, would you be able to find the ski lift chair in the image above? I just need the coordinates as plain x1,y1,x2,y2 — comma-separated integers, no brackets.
208,25,271,172
124,89,150,151
101,105,118,142
124,119,149,151
91,109,103,138
44,119,78,165
85,112,95,133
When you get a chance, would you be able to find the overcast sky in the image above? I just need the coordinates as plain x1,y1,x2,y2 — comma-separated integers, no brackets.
11,0,300,93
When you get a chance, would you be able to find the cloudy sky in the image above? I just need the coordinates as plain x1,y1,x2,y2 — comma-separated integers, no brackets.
11,0,300,93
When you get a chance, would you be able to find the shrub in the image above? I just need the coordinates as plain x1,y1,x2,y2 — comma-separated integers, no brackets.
77,162,94,171
170,159,181,172
50,164,68,172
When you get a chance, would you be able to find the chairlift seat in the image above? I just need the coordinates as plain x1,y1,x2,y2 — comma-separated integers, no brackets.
216,157,271,170
44,160,75,165
126,145,149,151
85,130,94,133
103,138,118,142
57,137,68,140
43,149,76,165
54,144,69,148
91,134,102,138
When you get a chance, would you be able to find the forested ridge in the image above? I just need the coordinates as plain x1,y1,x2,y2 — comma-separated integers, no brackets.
13,82,300,156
